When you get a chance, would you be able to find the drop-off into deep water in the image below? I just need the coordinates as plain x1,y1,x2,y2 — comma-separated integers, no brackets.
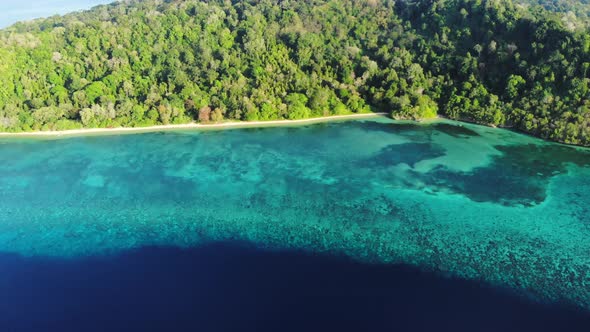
2,244,590,331
0,118,589,308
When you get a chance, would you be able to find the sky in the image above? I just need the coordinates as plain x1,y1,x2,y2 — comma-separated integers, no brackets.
0,0,114,28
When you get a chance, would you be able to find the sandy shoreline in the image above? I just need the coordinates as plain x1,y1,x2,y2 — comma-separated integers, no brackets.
0,113,388,138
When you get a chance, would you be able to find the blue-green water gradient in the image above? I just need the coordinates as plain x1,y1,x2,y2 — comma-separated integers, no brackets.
0,118,589,308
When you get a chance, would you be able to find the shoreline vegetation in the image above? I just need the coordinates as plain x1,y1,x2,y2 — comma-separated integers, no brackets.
0,112,388,138
1,0,589,145
3,111,588,150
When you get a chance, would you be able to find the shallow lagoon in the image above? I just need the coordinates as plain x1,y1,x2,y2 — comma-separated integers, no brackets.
0,117,589,310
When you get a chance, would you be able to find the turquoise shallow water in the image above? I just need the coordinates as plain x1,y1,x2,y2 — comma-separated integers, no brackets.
1,117,589,308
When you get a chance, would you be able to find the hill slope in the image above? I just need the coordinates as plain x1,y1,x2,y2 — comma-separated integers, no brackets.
0,0,589,145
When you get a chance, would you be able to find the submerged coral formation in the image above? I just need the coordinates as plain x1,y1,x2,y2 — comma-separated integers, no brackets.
0,118,589,308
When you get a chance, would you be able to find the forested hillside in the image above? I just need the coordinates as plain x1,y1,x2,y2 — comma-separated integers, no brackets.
0,0,589,145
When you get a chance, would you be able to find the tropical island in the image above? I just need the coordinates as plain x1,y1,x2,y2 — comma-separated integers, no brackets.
0,0,589,145
2,1,590,326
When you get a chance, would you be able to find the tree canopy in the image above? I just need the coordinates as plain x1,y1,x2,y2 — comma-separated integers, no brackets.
0,0,589,145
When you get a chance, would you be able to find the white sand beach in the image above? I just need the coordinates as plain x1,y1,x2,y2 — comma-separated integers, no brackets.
0,113,389,138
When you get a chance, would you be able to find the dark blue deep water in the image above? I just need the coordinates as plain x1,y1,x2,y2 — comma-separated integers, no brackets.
0,243,589,332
